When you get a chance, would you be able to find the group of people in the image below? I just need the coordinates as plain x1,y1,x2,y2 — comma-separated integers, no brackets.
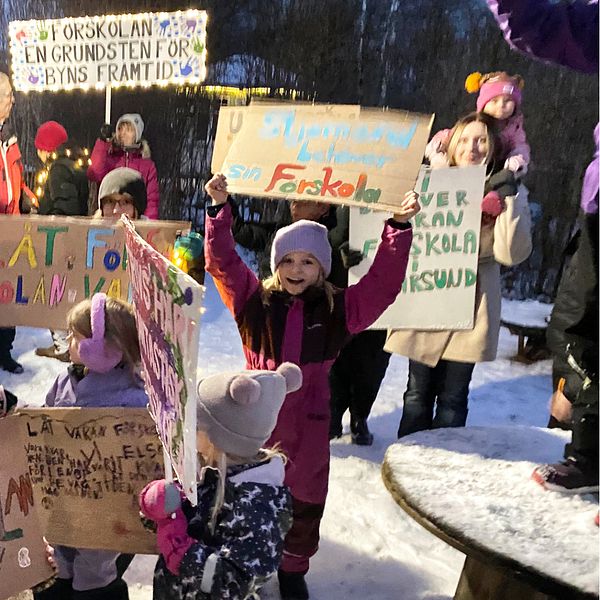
1,0,598,599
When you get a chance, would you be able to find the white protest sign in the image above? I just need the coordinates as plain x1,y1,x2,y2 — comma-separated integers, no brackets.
349,165,485,329
9,10,207,92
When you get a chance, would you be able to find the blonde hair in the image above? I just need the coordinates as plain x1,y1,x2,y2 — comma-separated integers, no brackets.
262,270,336,312
446,112,500,168
197,432,287,533
67,296,141,367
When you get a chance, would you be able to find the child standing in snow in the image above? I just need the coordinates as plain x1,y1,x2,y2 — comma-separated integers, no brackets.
88,113,160,219
34,294,148,600
203,173,418,600
426,71,530,175
139,363,302,599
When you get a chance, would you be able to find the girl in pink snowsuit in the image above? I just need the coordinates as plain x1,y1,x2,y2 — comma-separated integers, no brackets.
427,71,531,175
204,173,418,600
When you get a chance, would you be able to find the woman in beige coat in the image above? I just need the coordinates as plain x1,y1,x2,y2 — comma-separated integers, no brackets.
386,112,532,437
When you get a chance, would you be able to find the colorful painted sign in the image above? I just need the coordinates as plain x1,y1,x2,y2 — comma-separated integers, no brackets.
14,408,163,554
9,10,207,92
349,165,485,329
211,102,434,212
124,217,204,504
0,215,189,330
0,417,54,599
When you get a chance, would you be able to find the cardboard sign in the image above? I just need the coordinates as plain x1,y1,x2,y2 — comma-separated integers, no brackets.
349,165,485,329
0,215,189,330
124,217,204,504
0,418,54,600
9,10,207,92
212,102,434,213
14,408,163,554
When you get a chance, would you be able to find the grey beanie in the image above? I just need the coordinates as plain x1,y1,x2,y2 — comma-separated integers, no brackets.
196,363,302,457
116,113,144,144
271,219,332,276
98,167,147,216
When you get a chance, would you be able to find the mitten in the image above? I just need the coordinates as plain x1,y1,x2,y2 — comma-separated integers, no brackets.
99,123,115,142
481,191,504,218
504,155,527,175
139,479,194,575
339,241,363,269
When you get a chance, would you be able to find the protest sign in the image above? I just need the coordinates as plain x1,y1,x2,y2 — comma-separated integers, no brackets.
211,102,433,213
0,417,54,599
9,10,207,92
349,165,485,329
0,215,188,330
14,407,163,554
124,217,204,504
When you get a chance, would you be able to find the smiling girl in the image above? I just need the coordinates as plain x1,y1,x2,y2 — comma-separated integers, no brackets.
204,172,417,600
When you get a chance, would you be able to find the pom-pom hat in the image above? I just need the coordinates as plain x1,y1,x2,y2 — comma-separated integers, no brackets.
465,71,524,113
34,121,68,152
271,219,332,276
196,363,302,457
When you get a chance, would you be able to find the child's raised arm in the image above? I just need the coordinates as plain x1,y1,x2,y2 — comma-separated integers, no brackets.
204,174,260,317
344,191,419,334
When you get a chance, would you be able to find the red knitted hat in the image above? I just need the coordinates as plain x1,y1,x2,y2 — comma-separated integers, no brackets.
35,121,68,151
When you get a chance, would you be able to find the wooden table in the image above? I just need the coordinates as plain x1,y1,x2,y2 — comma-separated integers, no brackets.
382,426,598,600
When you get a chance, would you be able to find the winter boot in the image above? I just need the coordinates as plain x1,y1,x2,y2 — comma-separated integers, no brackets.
532,457,599,494
0,355,23,374
278,570,309,600
350,417,374,446
328,408,344,440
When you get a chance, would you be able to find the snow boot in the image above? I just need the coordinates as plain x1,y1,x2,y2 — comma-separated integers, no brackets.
0,355,23,374
532,458,599,494
278,569,309,600
350,417,374,446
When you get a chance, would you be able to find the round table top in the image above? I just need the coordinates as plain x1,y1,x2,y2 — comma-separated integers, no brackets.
382,426,599,599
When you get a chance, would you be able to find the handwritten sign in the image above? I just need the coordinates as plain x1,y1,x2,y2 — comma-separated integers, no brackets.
0,417,54,599
349,165,485,329
124,217,203,504
9,10,207,92
0,215,189,330
212,102,434,213
13,408,163,554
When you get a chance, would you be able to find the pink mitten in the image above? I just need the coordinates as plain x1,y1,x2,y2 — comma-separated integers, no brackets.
139,480,194,575
481,191,504,218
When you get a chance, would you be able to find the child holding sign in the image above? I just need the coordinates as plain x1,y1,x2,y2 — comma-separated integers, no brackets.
139,363,302,599
204,173,417,600
35,294,147,600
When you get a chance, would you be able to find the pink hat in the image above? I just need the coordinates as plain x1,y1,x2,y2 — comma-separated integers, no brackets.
35,121,68,151
271,219,332,276
476,79,522,112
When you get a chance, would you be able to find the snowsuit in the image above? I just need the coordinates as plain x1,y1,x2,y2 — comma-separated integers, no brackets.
87,139,159,219
205,201,412,573
486,0,599,469
35,364,148,600
153,458,292,600
386,169,532,437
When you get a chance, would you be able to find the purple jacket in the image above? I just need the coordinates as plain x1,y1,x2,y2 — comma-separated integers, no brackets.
486,0,599,74
87,139,160,219
45,364,148,408
205,202,412,504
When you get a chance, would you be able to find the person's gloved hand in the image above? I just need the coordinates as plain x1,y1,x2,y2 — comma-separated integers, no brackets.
481,191,505,218
139,479,194,575
99,123,115,142
339,241,363,269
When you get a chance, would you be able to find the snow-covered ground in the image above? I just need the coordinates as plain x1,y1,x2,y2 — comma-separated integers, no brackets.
2,279,597,600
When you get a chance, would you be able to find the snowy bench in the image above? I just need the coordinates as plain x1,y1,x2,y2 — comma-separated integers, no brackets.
500,300,554,363
382,426,598,600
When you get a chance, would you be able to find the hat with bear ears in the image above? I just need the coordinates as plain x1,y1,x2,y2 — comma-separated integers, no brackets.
465,71,524,113
196,362,302,457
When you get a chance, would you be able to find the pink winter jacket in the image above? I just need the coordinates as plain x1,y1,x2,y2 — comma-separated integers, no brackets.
87,138,160,219
426,113,531,174
205,202,412,504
